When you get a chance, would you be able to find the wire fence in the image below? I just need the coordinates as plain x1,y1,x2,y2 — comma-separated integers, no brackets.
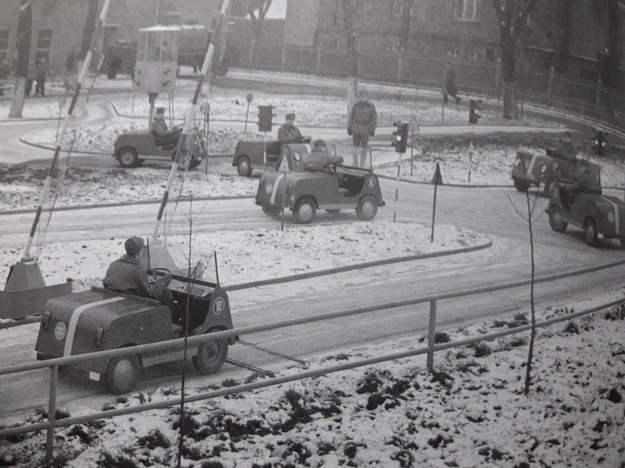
229,44,625,137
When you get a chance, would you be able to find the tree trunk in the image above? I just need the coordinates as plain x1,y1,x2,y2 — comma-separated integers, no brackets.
80,0,100,60
9,0,32,118
524,190,536,395
503,80,518,120
347,75,358,125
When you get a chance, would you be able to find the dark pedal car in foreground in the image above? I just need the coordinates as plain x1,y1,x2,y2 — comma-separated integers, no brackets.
255,159,385,224
35,273,235,394
233,140,312,176
511,148,577,196
113,127,207,169
546,162,625,246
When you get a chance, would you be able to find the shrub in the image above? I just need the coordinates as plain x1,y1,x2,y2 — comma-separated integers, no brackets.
137,428,171,450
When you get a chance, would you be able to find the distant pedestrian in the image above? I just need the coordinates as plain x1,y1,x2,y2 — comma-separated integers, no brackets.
443,61,461,105
35,59,49,96
25,60,36,97
347,89,377,168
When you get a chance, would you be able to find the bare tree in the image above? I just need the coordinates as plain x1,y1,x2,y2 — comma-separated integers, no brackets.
491,0,538,119
79,0,100,61
338,0,358,123
9,0,33,118
506,165,544,395
246,0,272,69
397,0,414,84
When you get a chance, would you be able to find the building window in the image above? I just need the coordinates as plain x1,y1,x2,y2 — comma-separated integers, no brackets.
35,29,52,61
453,0,481,21
0,30,9,61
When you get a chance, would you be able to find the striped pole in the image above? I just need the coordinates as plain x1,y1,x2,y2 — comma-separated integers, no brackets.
22,0,111,260
152,0,230,240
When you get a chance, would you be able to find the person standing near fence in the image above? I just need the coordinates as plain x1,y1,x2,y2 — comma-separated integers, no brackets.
443,61,461,105
35,59,50,97
347,89,377,168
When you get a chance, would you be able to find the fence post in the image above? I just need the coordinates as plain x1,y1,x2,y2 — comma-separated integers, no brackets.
596,78,602,121
45,365,59,464
426,300,437,370
495,58,502,99
547,66,555,107
397,52,403,85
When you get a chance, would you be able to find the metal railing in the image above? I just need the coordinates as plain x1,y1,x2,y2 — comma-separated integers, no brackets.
228,44,625,137
1,259,624,463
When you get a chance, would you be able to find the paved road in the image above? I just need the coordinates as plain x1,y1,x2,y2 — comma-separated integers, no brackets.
1,180,624,420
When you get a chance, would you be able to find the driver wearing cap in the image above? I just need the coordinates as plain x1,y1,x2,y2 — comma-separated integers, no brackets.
278,113,308,144
151,107,181,147
103,236,173,310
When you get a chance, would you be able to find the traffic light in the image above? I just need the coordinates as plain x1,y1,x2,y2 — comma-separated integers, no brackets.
592,128,606,156
391,122,409,153
469,99,482,124
258,105,275,132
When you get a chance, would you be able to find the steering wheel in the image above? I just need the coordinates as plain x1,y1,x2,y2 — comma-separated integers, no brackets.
148,267,171,278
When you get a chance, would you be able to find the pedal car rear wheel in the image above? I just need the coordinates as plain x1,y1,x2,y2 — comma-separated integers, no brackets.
237,156,252,177
118,147,139,168
548,206,567,233
583,218,598,246
356,196,378,221
107,354,140,394
294,198,316,224
193,333,228,374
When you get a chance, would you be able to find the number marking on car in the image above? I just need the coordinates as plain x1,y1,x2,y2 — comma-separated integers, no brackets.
212,297,225,315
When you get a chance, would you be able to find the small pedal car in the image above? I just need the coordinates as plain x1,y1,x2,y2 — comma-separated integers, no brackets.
546,161,625,247
35,272,235,394
113,127,207,169
511,148,577,196
255,158,385,224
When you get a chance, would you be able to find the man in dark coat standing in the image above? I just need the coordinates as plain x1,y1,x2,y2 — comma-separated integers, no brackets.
443,61,461,105
103,236,173,311
348,89,377,168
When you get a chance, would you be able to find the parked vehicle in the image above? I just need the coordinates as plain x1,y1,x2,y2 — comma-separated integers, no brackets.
113,127,207,169
233,141,313,176
255,162,385,224
35,272,235,394
546,161,625,246
511,149,577,196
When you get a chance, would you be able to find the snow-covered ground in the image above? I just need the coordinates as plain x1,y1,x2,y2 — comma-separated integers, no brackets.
2,297,624,467
1,221,488,293
2,75,625,468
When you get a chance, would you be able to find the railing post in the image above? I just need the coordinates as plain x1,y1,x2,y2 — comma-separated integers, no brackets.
596,78,602,121
547,66,555,107
397,52,403,85
426,300,437,370
45,365,59,464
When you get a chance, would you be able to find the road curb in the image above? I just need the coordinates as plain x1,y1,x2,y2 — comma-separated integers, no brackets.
0,194,255,216
222,239,493,292
18,137,108,156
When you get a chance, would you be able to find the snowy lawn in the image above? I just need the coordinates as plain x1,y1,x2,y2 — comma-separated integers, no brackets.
0,165,257,212
1,297,624,467
0,222,489,294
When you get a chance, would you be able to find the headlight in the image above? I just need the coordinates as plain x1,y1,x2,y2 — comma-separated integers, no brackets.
540,165,546,174
95,327,105,348
54,321,67,341
286,183,293,195
607,211,615,223
265,182,273,194
514,158,520,167
293,153,301,162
